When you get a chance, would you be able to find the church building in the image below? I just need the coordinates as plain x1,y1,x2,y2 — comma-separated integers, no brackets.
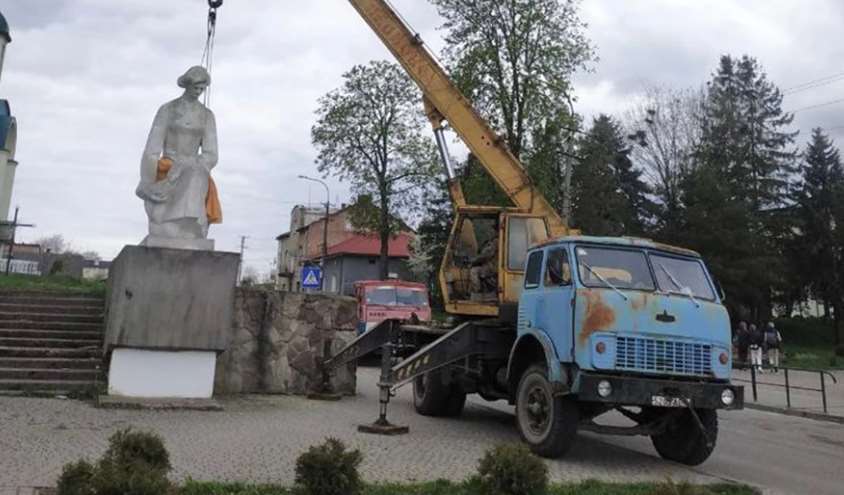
0,10,18,223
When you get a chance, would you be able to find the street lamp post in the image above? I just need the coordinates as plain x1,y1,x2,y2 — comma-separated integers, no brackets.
297,175,330,290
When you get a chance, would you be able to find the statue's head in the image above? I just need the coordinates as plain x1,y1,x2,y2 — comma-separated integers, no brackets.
177,66,211,101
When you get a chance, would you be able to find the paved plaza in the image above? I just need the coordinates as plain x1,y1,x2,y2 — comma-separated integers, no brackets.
1,368,723,492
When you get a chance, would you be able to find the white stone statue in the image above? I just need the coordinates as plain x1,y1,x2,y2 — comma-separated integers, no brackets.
136,66,222,251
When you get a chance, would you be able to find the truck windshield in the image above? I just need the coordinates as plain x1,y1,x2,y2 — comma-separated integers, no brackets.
365,287,428,306
396,288,428,306
650,254,715,300
575,246,655,291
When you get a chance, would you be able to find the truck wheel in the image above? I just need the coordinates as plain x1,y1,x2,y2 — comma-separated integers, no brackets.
515,365,578,458
413,370,466,417
651,408,718,466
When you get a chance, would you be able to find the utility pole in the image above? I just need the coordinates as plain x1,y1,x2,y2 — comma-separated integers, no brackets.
2,207,35,276
560,97,577,229
298,175,330,291
560,142,574,228
237,235,248,284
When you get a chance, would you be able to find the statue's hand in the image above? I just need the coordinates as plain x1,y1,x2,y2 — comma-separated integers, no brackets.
165,162,183,183
136,182,169,203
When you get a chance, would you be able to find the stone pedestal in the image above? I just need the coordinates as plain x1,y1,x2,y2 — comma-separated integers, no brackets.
141,235,214,251
104,245,239,398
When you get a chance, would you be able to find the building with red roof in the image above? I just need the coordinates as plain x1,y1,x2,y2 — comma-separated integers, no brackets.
276,203,414,294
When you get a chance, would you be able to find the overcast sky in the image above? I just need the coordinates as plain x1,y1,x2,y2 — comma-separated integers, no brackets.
2,0,843,275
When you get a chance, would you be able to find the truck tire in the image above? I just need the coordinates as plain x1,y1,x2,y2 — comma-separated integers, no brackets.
413,369,466,417
650,408,718,466
515,365,578,458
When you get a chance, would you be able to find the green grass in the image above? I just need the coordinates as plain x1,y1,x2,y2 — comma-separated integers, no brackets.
179,479,760,495
781,344,843,370
0,273,106,296
774,317,844,370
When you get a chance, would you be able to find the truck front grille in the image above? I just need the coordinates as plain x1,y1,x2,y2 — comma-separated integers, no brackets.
615,336,712,376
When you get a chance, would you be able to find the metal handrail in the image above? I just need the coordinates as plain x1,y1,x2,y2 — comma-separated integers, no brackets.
732,362,839,414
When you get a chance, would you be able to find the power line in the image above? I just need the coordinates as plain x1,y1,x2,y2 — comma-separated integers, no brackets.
784,71,844,94
785,76,844,95
789,97,844,113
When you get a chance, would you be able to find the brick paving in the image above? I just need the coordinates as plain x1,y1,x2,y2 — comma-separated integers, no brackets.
1,368,722,490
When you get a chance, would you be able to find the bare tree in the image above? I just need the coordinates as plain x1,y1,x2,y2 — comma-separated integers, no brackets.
81,251,101,261
625,86,704,239
240,266,259,287
35,234,69,254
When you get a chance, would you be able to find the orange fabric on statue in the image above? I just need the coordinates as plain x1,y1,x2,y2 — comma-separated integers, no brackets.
205,177,222,224
155,156,173,181
156,157,223,224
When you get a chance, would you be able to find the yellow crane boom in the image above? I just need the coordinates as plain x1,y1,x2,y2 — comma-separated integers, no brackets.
349,0,568,237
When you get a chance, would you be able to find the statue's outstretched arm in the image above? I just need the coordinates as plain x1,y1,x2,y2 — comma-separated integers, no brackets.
199,110,218,171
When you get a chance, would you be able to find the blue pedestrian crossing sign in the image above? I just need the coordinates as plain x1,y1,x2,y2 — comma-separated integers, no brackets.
301,265,323,289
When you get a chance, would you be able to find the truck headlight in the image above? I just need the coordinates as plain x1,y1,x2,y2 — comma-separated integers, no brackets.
597,380,612,398
721,388,735,406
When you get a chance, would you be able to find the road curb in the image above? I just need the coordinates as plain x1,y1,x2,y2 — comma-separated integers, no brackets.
745,402,844,424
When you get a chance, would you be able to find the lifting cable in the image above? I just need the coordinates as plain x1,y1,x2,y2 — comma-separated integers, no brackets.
200,0,223,106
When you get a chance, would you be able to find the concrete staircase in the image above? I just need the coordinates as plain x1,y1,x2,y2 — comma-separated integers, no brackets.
0,291,105,397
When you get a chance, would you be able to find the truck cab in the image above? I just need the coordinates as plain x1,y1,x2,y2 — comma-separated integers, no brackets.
354,280,431,335
509,235,743,463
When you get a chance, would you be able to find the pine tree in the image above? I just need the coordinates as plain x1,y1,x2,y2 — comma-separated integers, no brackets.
680,165,752,303
686,55,797,320
572,115,652,236
735,57,798,211
792,128,844,344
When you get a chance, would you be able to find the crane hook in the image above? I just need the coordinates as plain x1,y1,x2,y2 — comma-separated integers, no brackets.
208,0,223,26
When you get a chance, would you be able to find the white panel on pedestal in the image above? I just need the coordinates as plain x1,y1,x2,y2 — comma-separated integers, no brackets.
108,348,216,398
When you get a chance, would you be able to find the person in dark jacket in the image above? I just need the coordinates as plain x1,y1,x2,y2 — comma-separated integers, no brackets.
763,321,782,372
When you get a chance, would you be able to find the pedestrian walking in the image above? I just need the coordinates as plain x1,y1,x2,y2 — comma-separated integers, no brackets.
764,321,782,372
749,323,764,372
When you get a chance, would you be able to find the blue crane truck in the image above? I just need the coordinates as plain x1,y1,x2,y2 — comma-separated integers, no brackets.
330,235,743,465
323,0,743,466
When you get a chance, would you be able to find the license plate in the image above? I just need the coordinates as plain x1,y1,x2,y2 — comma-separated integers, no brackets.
651,395,688,408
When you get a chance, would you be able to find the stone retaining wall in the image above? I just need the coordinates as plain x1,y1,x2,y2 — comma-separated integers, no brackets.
214,289,358,396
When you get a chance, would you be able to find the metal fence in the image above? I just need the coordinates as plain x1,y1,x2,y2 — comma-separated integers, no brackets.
733,363,839,414
0,258,40,275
